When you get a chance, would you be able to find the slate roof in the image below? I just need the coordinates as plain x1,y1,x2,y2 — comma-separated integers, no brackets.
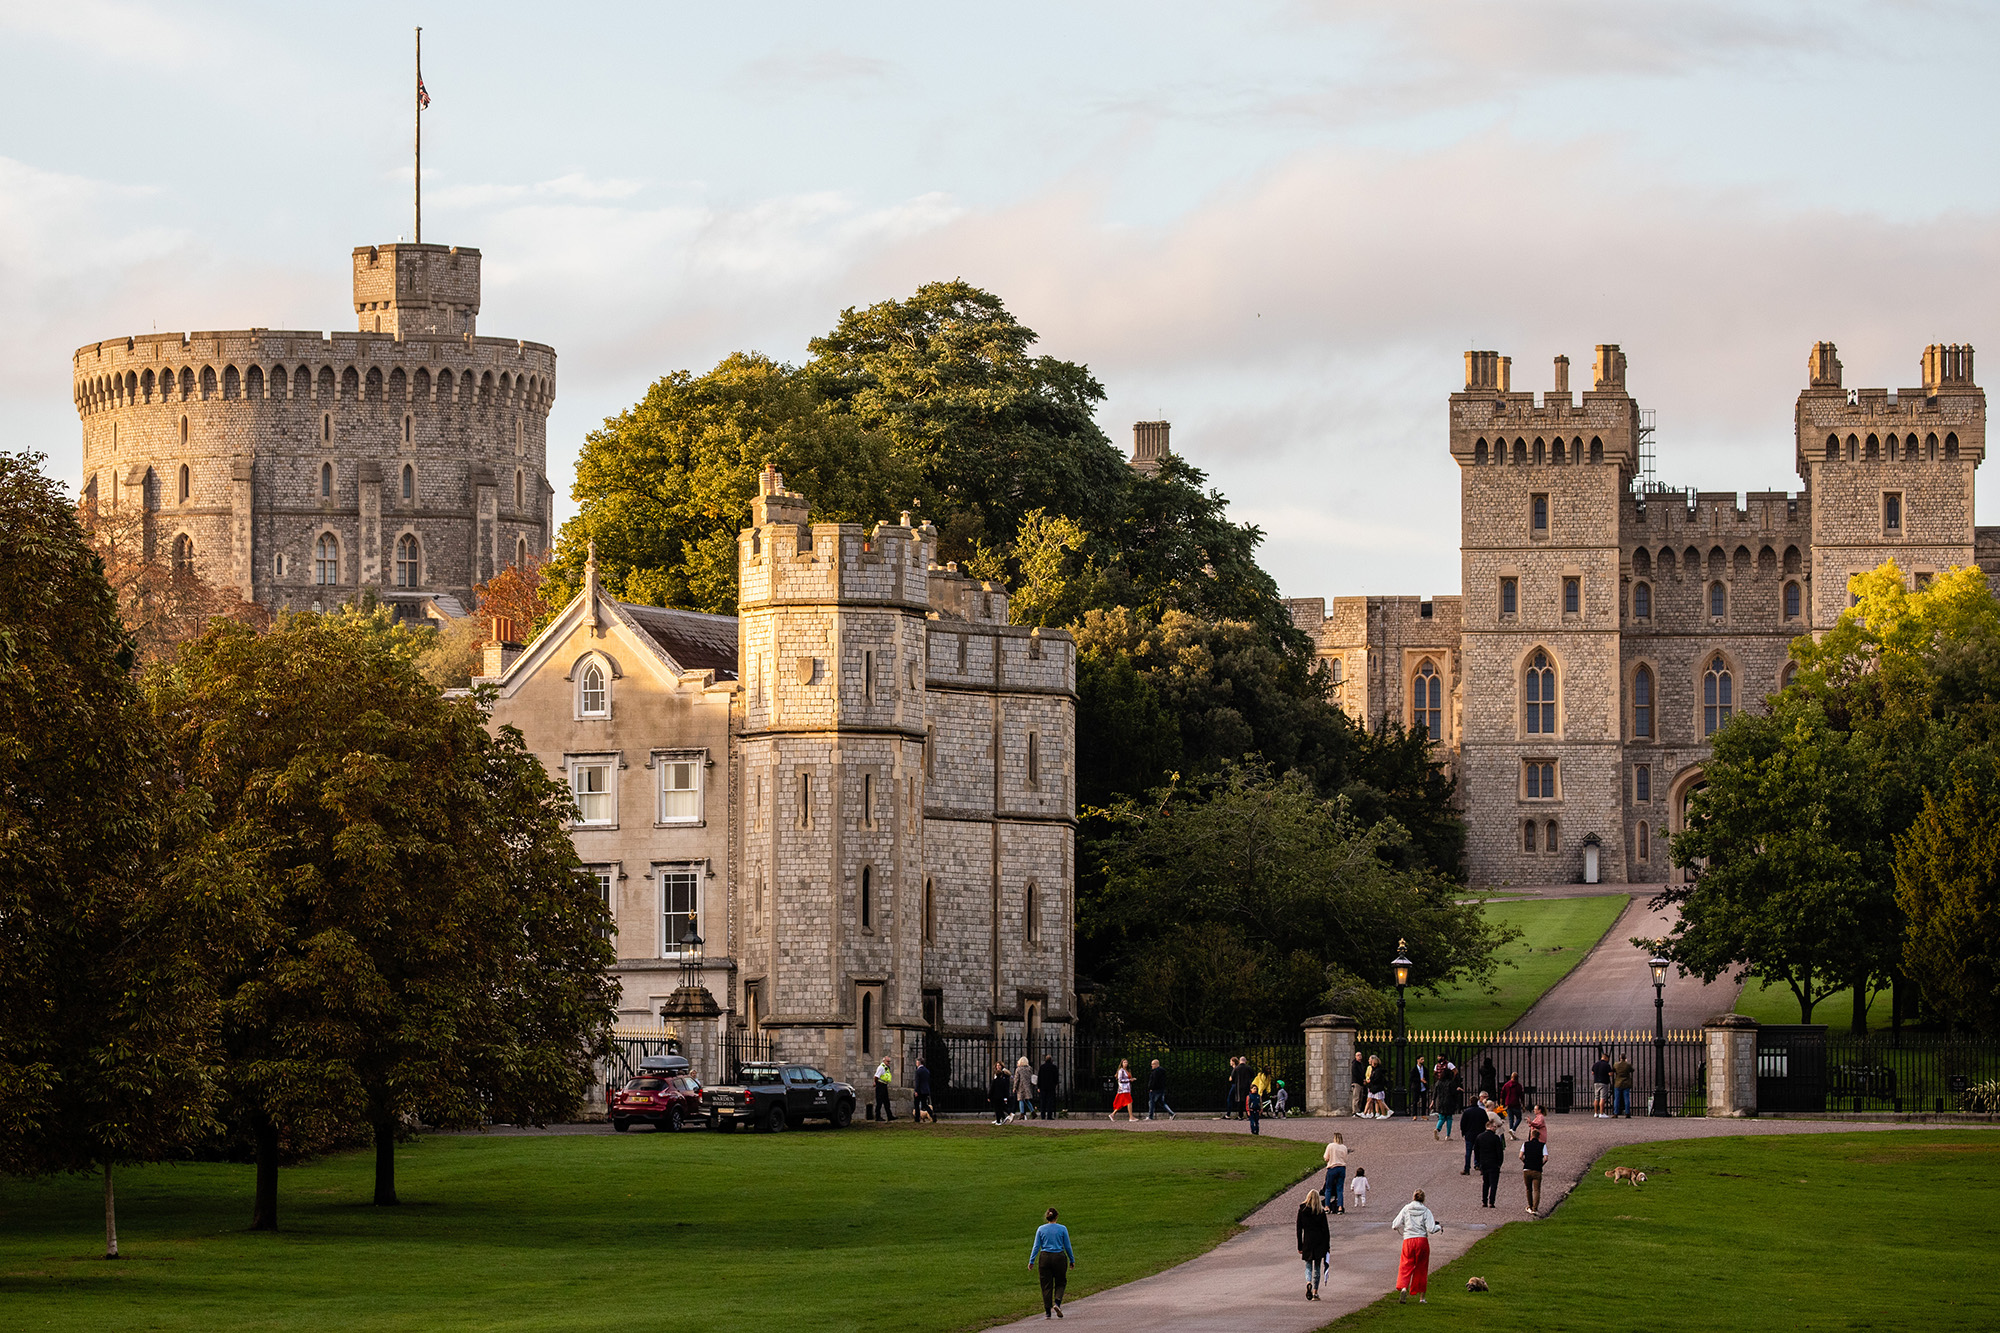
616,602,739,680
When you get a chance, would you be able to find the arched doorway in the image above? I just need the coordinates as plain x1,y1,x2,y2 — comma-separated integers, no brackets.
1666,766,1707,885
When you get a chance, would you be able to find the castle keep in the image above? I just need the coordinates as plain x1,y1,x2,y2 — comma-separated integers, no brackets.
72,243,555,617
485,469,1076,1091
1286,341,1987,888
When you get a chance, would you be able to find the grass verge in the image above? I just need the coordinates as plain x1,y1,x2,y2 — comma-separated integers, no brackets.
0,1124,1310,1333
1733,974,1891,1029
1405,895,1630,1031
1320,1130,2000,1330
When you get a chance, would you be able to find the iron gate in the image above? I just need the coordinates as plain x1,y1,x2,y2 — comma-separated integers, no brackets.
1757,1025,1828,1113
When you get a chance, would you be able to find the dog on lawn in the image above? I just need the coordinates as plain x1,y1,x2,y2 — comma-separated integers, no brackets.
1604,1166,1647,1186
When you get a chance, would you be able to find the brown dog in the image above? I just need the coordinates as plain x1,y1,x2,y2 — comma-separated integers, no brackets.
1604,1167,1647,1186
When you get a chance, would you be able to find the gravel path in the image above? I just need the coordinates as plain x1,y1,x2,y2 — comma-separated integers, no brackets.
1511,891,1740,1034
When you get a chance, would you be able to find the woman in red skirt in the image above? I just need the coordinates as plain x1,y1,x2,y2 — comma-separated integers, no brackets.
1389,1189,1442,1303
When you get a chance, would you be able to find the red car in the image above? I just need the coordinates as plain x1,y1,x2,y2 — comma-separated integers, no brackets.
608,1055,704,1132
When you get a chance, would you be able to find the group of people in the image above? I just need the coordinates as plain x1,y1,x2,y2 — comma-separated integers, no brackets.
1591,1050,1637,1118
1294,1175,1438,1305
990,1055,1063,1123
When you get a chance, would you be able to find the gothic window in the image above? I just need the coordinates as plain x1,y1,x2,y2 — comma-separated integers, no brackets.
1884,492,1903,532
1824,434,1839,462
1703,654,1734,736
1633,581,1652,620
1330,657,1344,684
1413,658,1442,741
1522,820,1537,853
1531,493,1549,533
1501,577,1518,615
178,463,190,503
1781,661,1798,690
315,533,338,585
1563,577,1580,614
580,663,608,716
1590,438,1603,463
1633,665,1654,738
402,464,414,501
515,470,525,509
1638,821,1650,861
1709,582,1727,618
516,537,530,569
1635,763,1652,803
394,534,419,588
861,992,873,1054
1523,760,1555,799
1784,581,1801,620
1545,820,1559,852
1524,649,1555,734
1474,441,1488,465
171,533,194,574
320,461,333,497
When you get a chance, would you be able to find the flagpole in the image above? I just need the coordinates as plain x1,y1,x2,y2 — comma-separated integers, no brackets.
414,26,423,244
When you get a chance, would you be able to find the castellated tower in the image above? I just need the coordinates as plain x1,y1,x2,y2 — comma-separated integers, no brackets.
1795,341,1983,626
72,242,554,617
1453,346,1638,888
734,468,1075,1087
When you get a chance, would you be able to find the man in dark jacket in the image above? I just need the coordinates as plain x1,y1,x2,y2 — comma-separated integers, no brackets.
1229,1056,1256,1120
1460,1099,1486,1173
990,1063,1012,1125
1521,1134,1547,1215
1474,1124,1506,1208
914,1058,934,1124
1350,1050,1366,1114
1038,1055,1060,1120
1148,1059,1173,1119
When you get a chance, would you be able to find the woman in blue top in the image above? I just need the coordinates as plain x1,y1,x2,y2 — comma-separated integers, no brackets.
1028,1207,1076,1318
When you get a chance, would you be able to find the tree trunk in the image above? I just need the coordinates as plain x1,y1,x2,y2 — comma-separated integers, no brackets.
251,1112,280,1231
1851,982,1868,1036
103,1162,119,1259
373,1116,398,1207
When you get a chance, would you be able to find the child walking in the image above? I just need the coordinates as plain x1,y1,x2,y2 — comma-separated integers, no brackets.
1351,1167,1369,1207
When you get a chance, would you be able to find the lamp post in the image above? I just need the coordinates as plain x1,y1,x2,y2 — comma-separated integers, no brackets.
1649,952,1671,1117
1392,940,1413,1117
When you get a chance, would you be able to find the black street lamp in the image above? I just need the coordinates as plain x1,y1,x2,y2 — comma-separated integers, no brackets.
1650,952,1671,1117
1392,940,1413,1116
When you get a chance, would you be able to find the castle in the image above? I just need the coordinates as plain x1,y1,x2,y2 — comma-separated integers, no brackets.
482,469,1077,1090
71,243,555,618
1285,342,1988,888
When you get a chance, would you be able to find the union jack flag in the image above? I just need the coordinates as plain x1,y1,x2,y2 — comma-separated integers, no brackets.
417,76,431,110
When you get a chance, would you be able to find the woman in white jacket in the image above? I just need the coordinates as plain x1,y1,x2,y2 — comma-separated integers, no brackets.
1390,1190,1442,1304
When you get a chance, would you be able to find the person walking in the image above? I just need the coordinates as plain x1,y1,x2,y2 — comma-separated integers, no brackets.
1296,1191,1331,1301
1010,1056,1035,1122
1408,1056,1428,1120
1147,1058,1174,1119
1521,1132,1547,1217
1038,1054,1061,1120
1612,1051,1635,1118
1108,1058,1136,1122
1591,1050,1613,1118
1028,1207,1076,1319
1458,1096,1485,1173
1527,1102,1548,1144
990,1063,1013,1126
1251,1065,1273,1108
913,1057,934,1124
1321,1132,1348,1213
874,1058,895,1122
1390,1190,1442,1304
1350,1049,1367,1115
1230,1056,1256,1121
1222,1057,1240,1118
1500,1070,1523,1132
1364,1055,1390,1118
1478,1055,1497,1101
1247,1082,1262,1135
1474,1120,1505,1208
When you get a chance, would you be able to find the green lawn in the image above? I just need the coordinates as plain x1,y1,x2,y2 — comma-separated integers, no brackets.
0,1125,1309,1333
1733,974,1890,1028
1403,895,1629,1031
1321,1130,2000,1331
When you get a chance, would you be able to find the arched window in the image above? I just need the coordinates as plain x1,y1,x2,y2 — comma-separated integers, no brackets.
1865,433,1880,460
1709,582,1726,618
171,533,194,573
516,537,529,569
395,534,420,588
401,464,414,501
1522,820,1537,853
1524,650,1555,734
515,470,525,509
1703,654,1733,736
1633,665,1653,739
1563,577,1580,614
1825,434,1839,462
861,866,873,931
178,463,190,503
1947,432,1960,459
1474,441,1488,465
860,992,873,1055
1513,440,1526,465
1545,820,1559,852
1589,438,1603,464
580,662,608,716
1026,882,1040,944
1784,581,1801,620
314,533,338,585
1847,435,1858,462
923,877,935,944
1781,661,1798,690
1412,658,1441,741
1638,821,1650,861
1633,581,1652,620
320,461,333,497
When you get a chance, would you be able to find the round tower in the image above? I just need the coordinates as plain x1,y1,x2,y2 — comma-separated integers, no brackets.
72,242,555,616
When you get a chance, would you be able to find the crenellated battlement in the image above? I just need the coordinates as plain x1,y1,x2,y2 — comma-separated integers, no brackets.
352,243,480,337
1451,343,1641,468
736,467,938,612
1795,341,1985,476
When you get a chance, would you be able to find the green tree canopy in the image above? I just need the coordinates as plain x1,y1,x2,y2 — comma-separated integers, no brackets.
0,451,222,1257
1082,763,1506,1034
147,607,616,1225
1895,777,2000,1036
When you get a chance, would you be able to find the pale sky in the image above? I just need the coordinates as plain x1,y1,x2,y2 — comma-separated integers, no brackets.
4,1,1996,598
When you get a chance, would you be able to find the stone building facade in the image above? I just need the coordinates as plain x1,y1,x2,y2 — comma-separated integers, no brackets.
486,470,1076,1090
71,242,555,619
1288,341,1987,888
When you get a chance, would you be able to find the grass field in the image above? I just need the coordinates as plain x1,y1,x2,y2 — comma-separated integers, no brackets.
1403,895,1629,1031
0,1124,1310,1333
1321,1130,2000,1331
1733,974,1890,1028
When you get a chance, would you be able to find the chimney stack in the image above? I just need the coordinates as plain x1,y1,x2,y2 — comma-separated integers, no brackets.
1130,420,1170,475
1553,355,1569,394
1808,341,1843,389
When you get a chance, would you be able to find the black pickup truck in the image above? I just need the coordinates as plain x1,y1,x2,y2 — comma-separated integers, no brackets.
702,1062,856,1132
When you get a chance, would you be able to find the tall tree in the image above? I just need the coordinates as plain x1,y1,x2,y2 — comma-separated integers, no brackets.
76,493,267,662
0,452,223,1258
1895,778,2000,1035
147,607,615,1225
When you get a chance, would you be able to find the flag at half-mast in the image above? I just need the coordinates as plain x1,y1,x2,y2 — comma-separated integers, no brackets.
417,75,431,110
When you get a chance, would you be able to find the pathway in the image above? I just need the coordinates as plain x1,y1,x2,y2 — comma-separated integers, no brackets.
1512,890,1738,1033
985,1112,1961,1331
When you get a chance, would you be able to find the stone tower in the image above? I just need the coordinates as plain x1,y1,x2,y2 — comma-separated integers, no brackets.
1452,346,1640,886
734,468,935,1079
72,242,554,618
